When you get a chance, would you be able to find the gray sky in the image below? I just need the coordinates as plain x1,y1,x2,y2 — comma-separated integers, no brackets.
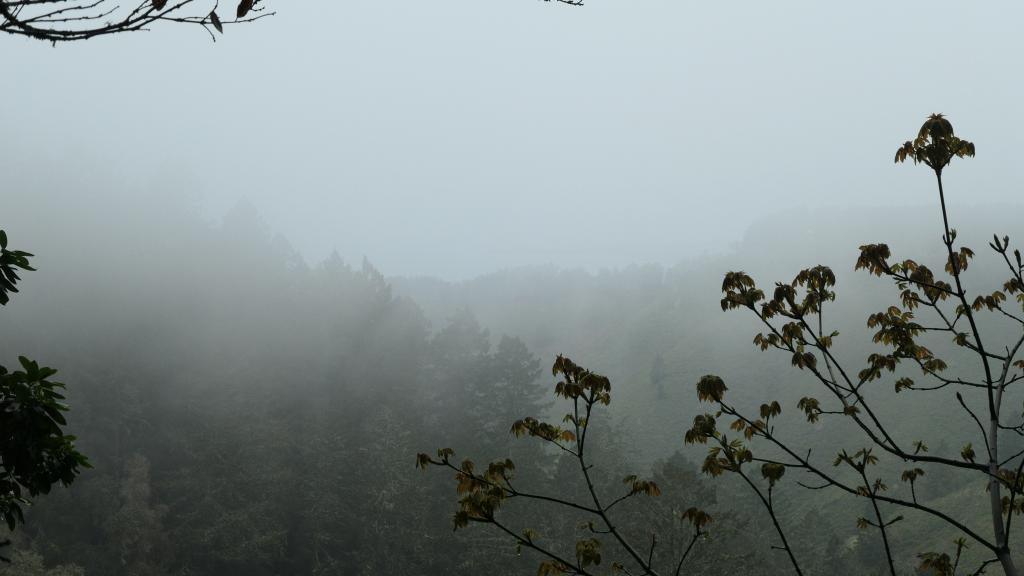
5,1,1024,279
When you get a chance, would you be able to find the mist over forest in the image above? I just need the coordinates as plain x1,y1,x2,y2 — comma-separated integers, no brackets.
6,2,1024,576
3,174,1024,575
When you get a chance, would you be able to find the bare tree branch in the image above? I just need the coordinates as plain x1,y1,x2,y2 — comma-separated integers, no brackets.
0,0,272,42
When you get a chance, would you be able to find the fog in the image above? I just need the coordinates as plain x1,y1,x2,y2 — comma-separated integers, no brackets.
6,1,1024,278
5,1,1024,575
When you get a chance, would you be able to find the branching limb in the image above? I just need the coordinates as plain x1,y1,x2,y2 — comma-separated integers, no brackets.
0,0,274,42
484,517,597,576
691,399,1000,553
420,356,699,576
856,462,897,576
733,467,803,575
958,392,994,461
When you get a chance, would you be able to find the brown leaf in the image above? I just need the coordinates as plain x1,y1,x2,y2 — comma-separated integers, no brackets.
237,0,253,18
153,0,167,10
210,10,223,33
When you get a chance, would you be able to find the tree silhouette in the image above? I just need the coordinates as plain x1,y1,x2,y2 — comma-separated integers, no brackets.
0,231,89,559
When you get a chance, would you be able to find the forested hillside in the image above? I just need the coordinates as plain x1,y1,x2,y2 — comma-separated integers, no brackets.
0,191,765,575
3,183,1023,575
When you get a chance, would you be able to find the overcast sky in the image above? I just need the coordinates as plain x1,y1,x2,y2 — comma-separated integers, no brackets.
5,1,1024,279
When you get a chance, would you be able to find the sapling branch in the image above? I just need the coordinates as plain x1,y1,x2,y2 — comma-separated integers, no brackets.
421,355,703,576
698,400,999,552
704,114,1021,575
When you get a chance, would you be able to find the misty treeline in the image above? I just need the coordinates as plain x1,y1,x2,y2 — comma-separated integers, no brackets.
3,173,1024,573
0,195,758,576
